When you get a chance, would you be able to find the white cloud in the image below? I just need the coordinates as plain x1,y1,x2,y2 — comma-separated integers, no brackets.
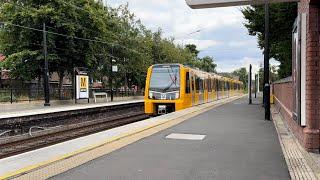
216,57,262,74
174,39,220,50
241,57,261,75
106,0,263,73
107,0,242,37
228,40,257,48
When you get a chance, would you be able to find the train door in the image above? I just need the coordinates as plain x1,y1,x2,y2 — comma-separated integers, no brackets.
216,79,219,100
197,77,204,104
226,81,229,98
204,78,208,103
208,78,212,102
201,78,205,104
213,78,217,101
191,72,195,106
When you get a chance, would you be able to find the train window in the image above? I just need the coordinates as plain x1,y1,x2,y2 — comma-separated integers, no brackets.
215,79,218,91
195,77,200,93
208,79,212,92
186,72,190,94
191,75,195,92
220,80,224,91
199,78,204,93
212,79,215,91
212,79,214,92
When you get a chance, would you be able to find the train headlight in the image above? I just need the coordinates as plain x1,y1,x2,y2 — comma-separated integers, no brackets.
175,92,180,99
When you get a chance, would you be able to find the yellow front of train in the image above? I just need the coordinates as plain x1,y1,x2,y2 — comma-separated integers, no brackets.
144,64,186,116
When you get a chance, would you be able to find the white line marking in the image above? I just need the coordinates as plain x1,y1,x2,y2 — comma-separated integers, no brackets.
165,133,206,140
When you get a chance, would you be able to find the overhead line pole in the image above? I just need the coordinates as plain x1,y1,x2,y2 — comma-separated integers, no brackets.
264,2,271,120
255,74,257,98
249,64,252,104
110,46,114,102
43,23,50,106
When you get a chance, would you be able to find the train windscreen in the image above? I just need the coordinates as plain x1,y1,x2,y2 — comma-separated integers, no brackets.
149,65,180,93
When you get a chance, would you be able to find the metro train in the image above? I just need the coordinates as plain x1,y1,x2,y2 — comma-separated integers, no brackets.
144,64,244,115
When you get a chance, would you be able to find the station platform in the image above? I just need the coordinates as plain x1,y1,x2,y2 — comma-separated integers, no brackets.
0,97,143,119
0,95,292,180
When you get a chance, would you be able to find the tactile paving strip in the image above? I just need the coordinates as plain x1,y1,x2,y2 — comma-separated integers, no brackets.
272,107,319,180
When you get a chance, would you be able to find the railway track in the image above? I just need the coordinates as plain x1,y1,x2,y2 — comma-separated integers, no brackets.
0,103,148,159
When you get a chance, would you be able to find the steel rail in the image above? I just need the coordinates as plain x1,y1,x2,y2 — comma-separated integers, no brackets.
0,111,148,159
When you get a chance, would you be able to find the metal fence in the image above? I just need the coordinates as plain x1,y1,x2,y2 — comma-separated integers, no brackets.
0,86,144,103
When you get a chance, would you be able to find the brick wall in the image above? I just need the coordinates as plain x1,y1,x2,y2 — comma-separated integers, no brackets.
273,79,305,145
304,2,320,152
275,0,320,152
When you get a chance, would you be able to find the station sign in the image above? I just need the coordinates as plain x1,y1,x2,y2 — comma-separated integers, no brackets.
76,75,89,99
185,0,299,9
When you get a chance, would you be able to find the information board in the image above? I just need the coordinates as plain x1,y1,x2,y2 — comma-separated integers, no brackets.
76,75,89,99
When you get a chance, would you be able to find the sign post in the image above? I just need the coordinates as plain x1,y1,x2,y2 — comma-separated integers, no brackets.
74,67,89,104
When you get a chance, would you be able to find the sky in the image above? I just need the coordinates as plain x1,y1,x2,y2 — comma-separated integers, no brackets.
106,0,272,74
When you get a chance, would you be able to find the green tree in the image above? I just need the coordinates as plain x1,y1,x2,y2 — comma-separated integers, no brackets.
185,44,199,57
241,3,297,78
232,67,248,90
198,56,217,73
0,0,109,98
0,1,216,93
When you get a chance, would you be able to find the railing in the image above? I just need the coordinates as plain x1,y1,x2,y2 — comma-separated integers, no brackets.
0,87,144,103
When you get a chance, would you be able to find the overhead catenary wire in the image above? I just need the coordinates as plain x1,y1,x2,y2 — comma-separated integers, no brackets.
0,1,144,52
1,20,239,63
0,20,147,57
0,1,187,61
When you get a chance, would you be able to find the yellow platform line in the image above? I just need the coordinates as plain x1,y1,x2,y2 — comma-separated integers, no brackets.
0,95,245,180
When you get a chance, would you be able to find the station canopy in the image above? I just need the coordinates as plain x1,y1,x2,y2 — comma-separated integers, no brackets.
185,0,299,9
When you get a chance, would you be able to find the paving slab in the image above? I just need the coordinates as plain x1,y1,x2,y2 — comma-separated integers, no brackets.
52,97,290,180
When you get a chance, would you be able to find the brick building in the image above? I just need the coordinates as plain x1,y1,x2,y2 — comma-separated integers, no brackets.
273,0,320,152
0,54,72,86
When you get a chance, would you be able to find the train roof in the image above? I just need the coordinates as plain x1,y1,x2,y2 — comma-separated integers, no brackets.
150,63,243,84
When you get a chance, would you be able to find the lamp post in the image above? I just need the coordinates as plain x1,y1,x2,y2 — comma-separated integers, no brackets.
43,23,50,106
